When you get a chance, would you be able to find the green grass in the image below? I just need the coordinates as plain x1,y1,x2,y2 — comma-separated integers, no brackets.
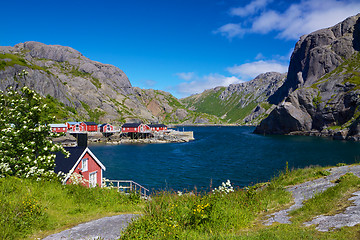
42,94,76,121
0,177,143,239
80,101,105,122
121,164,360,239
0,53,47,72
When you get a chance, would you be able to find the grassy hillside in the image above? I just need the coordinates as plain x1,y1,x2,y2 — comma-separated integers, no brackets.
182,88,261,124
121,164,360,239
0,177,143,239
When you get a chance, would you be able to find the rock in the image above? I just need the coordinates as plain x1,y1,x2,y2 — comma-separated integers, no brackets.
255,14,360,139
269,14,360,104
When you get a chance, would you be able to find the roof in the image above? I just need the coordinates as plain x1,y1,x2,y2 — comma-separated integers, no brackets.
55,147,106,183
83,122,98,126
148,124,167,128
122,123,142,128
100,123,111,127
55,147,87,174
67,122,81,125
49,123,67,128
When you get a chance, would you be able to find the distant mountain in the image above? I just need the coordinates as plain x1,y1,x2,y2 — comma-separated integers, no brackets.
0,42,219,124
181,72,286,124
255,13,360,140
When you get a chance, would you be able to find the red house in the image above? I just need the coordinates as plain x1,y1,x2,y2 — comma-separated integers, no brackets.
66,122,85,132
49,123,68,133
55,146,106,187
81,122,98,132
148,124,167,132
121,123,150,133
100,123,114,133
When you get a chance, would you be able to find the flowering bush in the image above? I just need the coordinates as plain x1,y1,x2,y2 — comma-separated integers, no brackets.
68,172,89,186
212,180,234,195
0,85,68,180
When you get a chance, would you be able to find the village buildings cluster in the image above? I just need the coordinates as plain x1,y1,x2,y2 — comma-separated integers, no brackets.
49,122,168,134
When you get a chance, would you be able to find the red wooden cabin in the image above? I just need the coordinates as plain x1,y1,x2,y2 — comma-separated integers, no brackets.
55,146,106,187
121,123,150,133
66,122,85,132
81,122,98,132
100,123,114,133
49,124,68,133
148,124,167,132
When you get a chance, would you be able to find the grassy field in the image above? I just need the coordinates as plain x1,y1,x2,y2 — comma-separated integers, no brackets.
121,164,360,239
2,164,360,239
0,177,144,239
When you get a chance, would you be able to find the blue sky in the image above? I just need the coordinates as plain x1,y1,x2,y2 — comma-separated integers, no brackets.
2,0,359,98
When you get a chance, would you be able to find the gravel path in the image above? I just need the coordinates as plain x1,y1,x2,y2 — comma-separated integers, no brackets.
264,165,360,230
43,214,139,240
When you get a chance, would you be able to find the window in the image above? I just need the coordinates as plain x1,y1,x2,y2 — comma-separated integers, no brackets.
89,172,97,188
82,158,88,172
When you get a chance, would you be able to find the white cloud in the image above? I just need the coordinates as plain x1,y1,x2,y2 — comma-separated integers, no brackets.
175,74,243,97
217,0,360,40
227,60,288,79
175,72,195,81
213,23,246,39
230,0,272,17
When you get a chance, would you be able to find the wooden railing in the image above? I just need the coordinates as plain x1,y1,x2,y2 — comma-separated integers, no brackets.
105,180,149,198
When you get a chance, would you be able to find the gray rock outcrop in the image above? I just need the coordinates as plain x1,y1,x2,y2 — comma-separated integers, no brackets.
255,14,360,140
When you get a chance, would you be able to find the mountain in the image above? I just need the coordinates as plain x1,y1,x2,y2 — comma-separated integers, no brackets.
255,14,360,140
0,41,218,124
181,72,286,124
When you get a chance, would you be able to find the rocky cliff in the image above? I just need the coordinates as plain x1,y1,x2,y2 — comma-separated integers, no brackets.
255,14,360,140
181,72,286,124
0,42,216,124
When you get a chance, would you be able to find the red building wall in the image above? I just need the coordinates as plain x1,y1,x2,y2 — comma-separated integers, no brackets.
81,123,98,132
101,124,114,132
69,124,85,132
66,152,103,187
51,127,67,133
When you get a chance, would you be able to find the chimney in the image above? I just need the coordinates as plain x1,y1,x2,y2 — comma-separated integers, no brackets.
76,133,88,147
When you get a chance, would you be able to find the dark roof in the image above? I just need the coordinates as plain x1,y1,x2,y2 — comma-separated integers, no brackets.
148,124,167,128
100,123,112,127
83,122,97,126
54,147,86,174
122,123,141,128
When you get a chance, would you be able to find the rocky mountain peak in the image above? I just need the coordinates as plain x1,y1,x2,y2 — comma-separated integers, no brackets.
269,13,360,104
256,14,360,140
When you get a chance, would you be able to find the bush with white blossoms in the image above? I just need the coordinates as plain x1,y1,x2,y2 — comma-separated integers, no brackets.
212,180,234,195
68,172,89,185
0,85,68,180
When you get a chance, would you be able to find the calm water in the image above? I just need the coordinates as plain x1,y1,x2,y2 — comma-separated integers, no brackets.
90,126,360,192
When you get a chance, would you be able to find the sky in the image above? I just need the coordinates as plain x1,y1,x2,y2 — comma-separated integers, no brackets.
2,0,360,98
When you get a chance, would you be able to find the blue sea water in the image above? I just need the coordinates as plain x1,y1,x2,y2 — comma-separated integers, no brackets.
90,126,360,192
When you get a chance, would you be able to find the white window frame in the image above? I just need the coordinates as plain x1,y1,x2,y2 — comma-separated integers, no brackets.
89,171,97,188
82,158,88,172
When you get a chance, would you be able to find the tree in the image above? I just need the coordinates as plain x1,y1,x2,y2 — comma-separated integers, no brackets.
0,84,68,180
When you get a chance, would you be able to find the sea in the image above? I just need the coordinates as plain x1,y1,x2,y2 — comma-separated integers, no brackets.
90,126,360,192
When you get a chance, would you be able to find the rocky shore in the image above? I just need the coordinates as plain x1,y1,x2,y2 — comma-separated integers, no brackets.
52,130,195,146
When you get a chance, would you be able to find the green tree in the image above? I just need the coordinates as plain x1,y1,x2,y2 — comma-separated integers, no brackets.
0,85,68,180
